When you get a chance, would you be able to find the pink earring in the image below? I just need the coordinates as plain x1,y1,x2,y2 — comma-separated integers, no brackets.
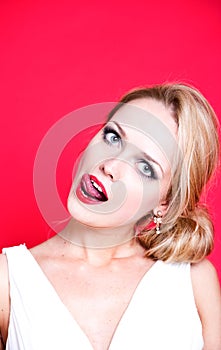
153,211,163,234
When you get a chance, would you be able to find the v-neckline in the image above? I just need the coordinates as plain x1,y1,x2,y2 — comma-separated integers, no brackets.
25,245,161,349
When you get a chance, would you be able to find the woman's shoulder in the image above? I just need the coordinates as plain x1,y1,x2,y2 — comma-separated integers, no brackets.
191,258,220,291
0,252,9,290
191,258,220,310
0,252,10,345
191,259,221,349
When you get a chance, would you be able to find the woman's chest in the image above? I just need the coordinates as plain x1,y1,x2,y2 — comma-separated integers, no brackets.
40,258,152,349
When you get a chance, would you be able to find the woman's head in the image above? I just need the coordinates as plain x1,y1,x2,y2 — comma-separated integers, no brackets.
68,83,219,260
107,83,220,262
68,97,177,230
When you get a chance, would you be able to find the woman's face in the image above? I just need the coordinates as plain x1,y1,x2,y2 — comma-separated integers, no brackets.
67,98,178,230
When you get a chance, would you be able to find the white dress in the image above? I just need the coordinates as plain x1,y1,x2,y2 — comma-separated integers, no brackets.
3,245,203,350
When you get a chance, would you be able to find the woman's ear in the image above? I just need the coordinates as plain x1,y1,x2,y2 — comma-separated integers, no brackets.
153,200,168,218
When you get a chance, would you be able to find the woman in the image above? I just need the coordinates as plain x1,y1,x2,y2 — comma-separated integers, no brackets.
0,83,220,350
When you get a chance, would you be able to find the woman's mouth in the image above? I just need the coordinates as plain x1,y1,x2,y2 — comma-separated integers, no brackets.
76,174,108,204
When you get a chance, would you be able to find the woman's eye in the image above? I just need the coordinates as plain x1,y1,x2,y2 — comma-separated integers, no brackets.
137,161,157,179
102,127,121,146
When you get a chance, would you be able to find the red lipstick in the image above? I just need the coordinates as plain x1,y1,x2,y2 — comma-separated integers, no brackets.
76,174,108,204
89,174,108,199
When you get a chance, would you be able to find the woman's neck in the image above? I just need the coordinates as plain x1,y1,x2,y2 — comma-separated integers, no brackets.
56,219,143,266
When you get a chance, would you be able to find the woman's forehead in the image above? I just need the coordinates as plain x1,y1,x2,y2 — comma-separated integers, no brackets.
112,98,177,134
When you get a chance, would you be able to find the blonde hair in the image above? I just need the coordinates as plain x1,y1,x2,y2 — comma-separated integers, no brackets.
108,83,220,263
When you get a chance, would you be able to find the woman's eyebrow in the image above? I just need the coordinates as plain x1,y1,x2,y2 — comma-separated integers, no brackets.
111,121,127,137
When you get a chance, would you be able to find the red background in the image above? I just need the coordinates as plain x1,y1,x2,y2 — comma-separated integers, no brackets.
1,0,221,279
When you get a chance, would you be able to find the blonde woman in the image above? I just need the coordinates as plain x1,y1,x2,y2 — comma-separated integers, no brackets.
0,83,220,349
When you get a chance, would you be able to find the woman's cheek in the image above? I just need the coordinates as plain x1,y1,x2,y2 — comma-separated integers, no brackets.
115,172,161,225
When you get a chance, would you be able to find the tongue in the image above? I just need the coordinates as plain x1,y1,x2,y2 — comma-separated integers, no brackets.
82,174,104,200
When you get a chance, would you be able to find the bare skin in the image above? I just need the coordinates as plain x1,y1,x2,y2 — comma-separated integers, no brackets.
0,235,156,350
0,98,220,349
0,235,221,350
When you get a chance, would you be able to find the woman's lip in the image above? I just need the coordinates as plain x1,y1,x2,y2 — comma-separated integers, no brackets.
75,173,108,204
76,183,102,204
89,174,108,199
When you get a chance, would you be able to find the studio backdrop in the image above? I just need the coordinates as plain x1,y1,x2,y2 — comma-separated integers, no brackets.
1,0,221,279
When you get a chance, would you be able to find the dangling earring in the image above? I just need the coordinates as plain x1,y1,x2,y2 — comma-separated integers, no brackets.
153,210,163,234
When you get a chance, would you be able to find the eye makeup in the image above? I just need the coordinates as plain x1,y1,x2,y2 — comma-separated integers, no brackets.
102,125,122,147
101,122,162,180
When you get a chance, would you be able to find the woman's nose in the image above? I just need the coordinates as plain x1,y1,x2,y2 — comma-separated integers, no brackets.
99,158,121,181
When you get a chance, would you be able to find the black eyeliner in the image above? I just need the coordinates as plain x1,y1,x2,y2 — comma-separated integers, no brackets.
102,126,122,145
103,126,121,138
137,160,158,180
